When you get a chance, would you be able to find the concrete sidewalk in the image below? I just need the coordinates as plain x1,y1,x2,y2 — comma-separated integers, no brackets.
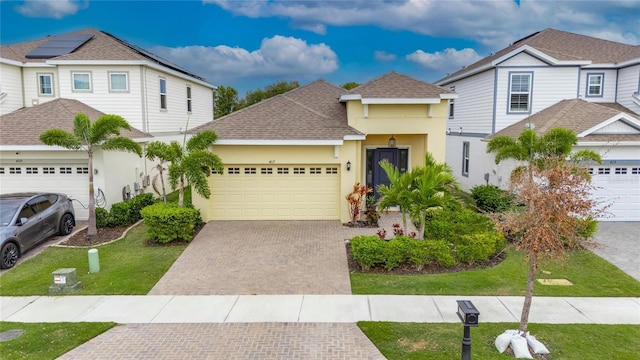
2,295,639,325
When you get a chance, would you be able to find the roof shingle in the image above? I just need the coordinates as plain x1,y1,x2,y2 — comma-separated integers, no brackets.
489,99,640,142
350,71,455,98
0,99,151,146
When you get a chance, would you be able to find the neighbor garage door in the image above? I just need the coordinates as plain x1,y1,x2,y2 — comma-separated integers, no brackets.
209,165,340,220
590,165,640,221
0,164,90,220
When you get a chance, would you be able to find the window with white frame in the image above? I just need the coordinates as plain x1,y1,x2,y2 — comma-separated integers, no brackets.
38,73,54,96
159,78,167,110
186,85,192,113
508,73,532,113
462,141,470,177
109,72,128,92
72,72,91,91
586,73,603,97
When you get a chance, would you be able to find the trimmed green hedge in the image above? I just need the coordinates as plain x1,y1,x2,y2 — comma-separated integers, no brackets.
140,203,201,243
470,185,515,213
98,193,155,228
351,231,505,271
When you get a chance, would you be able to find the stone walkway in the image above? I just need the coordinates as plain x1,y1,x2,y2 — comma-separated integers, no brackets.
590,222,640,281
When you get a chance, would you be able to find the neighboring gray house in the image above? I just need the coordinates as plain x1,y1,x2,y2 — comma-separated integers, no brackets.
435,28,640,221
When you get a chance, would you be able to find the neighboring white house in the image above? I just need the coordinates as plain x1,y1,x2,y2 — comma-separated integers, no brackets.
0,28,216,219
435,28,640,221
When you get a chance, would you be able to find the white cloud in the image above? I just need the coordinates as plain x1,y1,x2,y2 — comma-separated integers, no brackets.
407,48,482,73
150,35,338,84
374,51,396,62
15,0,84,19
207,0,640,50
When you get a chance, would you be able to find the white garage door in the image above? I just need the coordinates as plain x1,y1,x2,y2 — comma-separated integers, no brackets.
0,164,90,220
590,165,640,221
209,165,340,220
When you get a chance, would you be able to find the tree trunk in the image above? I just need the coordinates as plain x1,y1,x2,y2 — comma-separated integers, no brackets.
157,164,167,205
87,152,97,238
519,252,538,334
178,176,184,208
400,207,408,234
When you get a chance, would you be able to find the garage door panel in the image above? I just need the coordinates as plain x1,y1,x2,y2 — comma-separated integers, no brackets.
0,164,90,220
590,166,640,221
209,164,340,220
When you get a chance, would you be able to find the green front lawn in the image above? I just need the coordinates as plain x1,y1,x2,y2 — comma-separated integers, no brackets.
0,321,116,360
359,322,640,360
351,247,640,296
0,223,187,295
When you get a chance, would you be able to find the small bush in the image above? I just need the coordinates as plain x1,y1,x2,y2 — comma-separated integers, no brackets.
455,232,506,265
128,193,155,222
470,185,515,213
140,203,200,243
350,235,386,271
109,201,132,227
95,207,110,228
423,206,495,243
384,236,413,270
410,240,455,269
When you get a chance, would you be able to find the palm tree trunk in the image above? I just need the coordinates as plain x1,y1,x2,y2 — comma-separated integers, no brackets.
178,176,184,208
519,252,537,333
400,207,408,234
87,152,97,238
157,164,167,205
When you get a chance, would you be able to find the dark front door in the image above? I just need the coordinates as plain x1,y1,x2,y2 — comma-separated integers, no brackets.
372,148,399,199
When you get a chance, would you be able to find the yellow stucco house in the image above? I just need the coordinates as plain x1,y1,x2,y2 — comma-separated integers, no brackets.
191,72,457,223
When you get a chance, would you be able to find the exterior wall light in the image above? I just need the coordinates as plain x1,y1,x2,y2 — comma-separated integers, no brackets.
388,135,396,148
346,161,351,171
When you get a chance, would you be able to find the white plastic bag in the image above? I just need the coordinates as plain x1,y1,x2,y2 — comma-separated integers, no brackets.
495,330,518,353
510,334,533,359
526,332,550,354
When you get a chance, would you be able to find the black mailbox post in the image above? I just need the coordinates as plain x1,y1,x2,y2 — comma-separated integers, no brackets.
456,300,480,360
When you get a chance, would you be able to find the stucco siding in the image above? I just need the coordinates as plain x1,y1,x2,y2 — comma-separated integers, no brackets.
494,66,579,132
579,69,618,103
616,65,640,113
94,149,150,211
0,63,25,115
445,69,495,134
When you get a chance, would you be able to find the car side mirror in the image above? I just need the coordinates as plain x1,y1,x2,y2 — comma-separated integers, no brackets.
17,217,28,226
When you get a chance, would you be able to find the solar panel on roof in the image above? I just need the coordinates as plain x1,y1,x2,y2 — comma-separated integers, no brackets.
26,34,94,59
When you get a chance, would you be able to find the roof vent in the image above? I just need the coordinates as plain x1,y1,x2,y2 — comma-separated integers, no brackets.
26,34,93,59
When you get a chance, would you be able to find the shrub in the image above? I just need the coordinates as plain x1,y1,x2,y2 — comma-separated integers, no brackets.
140,202,200,243
470,185,515,213
384,236,413,270
95,207,110,228
423,206,495,243
455,232,506,265
108,201,132,227
128,193,155,222
350,235,386,271
409,240,455,269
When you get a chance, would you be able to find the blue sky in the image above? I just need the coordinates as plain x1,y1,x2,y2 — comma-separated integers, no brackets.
1,0,639,96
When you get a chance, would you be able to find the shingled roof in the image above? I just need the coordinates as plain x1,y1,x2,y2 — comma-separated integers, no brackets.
488,99,640,143
1,28,208,82
348,71,456,99
438,28,640,84
192,80,363,141
0,99,151,146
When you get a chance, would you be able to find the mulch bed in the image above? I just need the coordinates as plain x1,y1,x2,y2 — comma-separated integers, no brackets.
345,242,507,275
59,222,204,247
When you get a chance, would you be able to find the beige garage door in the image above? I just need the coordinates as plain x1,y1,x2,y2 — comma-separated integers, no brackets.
209,165,340,220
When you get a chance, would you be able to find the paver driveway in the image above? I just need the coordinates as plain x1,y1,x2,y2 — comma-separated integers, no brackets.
149,220,371,295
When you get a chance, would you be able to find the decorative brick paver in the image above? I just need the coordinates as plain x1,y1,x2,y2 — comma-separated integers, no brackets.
149,215,415,295
58,323,386,360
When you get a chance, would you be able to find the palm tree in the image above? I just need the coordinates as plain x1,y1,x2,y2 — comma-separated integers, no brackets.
377,160,413,233
40,113,142,238
145,141,180,204
168,130,224,207
407,153,459,239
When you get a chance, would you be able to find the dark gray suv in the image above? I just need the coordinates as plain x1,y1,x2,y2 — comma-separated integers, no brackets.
0,193,75,269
